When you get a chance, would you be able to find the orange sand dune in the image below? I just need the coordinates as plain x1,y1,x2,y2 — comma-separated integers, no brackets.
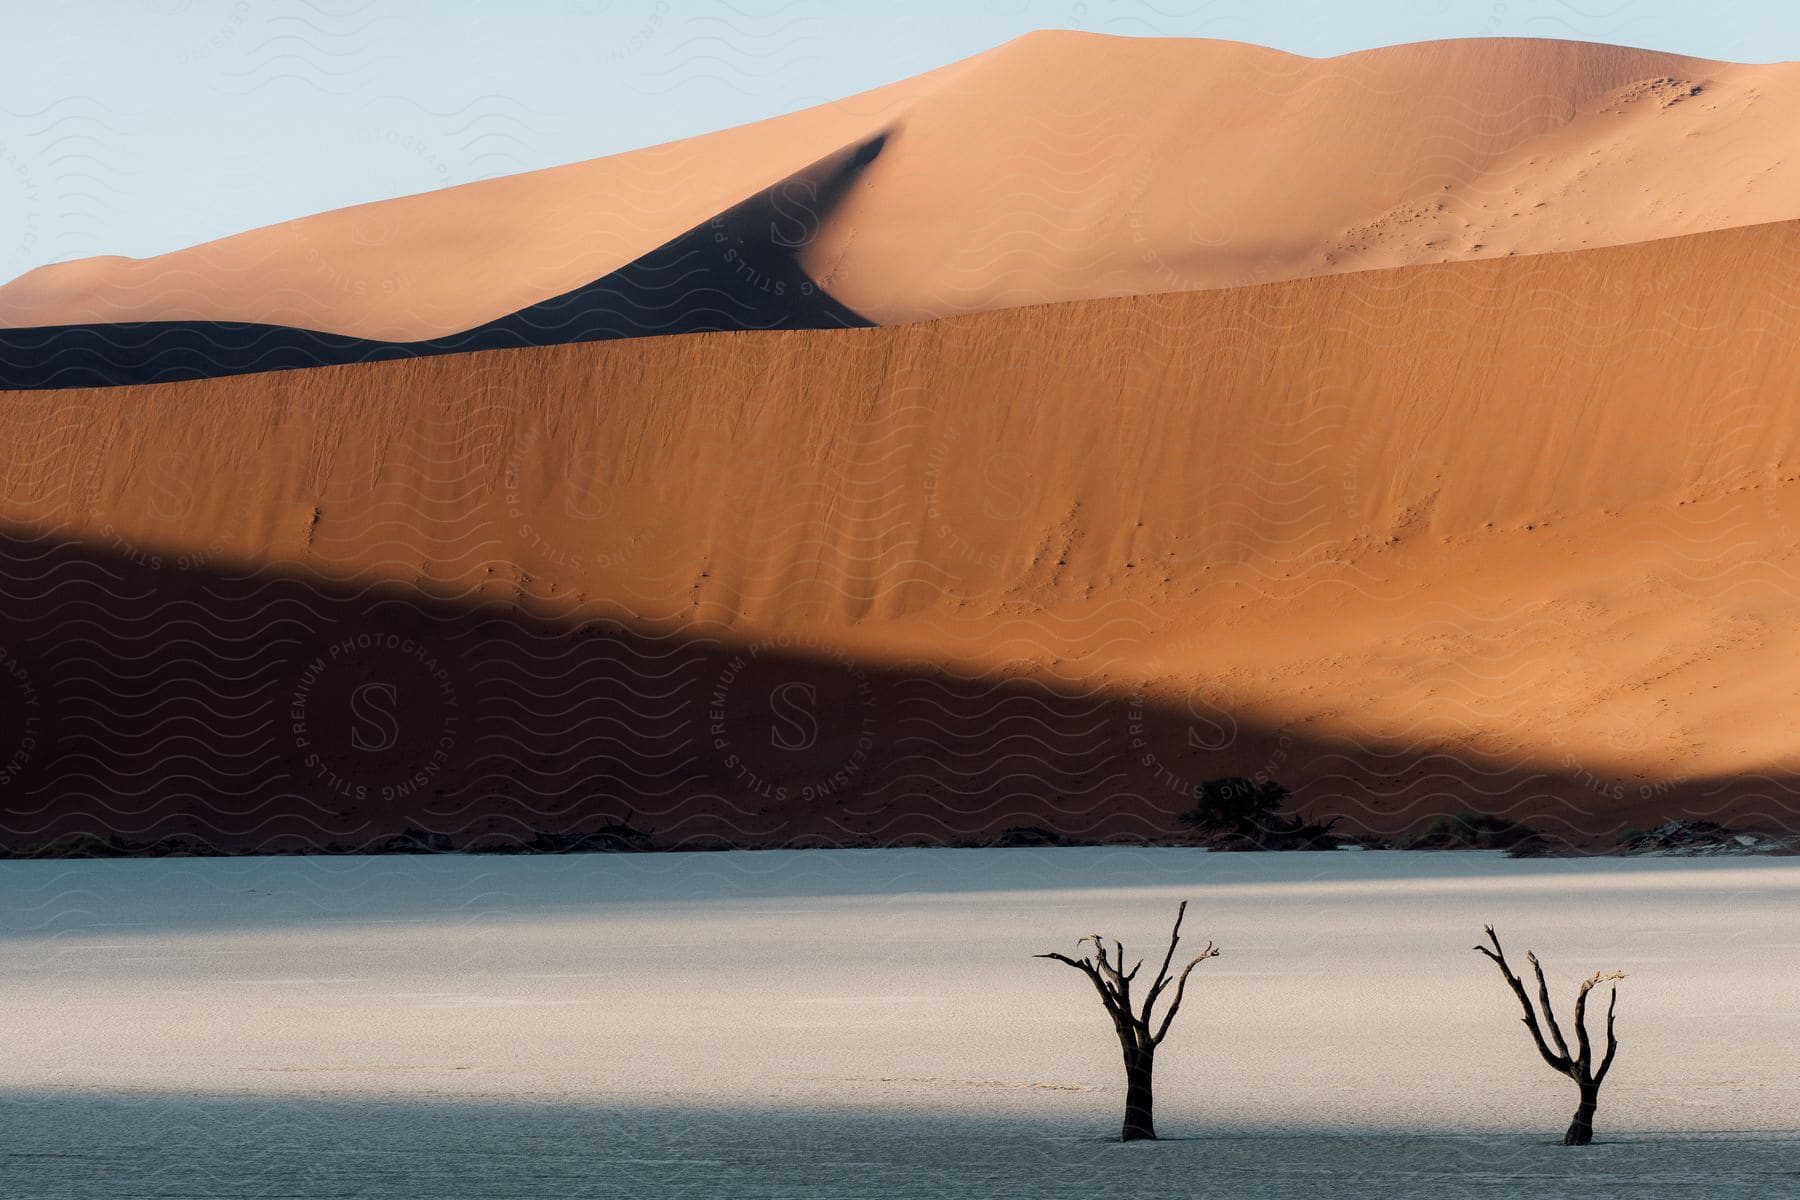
4,219,1800,850
5,34,1800,341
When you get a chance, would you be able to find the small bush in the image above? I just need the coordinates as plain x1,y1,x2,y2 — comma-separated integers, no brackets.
991,825,1066,848
1179,777,1339,849
1405,811,1540,851
17,832,131,859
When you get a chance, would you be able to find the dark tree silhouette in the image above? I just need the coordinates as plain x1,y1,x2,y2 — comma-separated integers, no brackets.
1180,777,1291,836
1035,901,1219,1141
1474,925,1625,1145
1177,777,1338,848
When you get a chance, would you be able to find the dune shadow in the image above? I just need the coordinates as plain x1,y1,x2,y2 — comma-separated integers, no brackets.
0,131,891,390
0,525,1792,856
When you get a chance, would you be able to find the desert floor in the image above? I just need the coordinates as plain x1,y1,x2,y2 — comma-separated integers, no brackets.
6,848,1799,1197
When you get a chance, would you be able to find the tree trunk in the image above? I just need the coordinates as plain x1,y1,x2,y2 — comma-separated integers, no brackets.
1563,1084,1599,1146
1121,1048,1156,1141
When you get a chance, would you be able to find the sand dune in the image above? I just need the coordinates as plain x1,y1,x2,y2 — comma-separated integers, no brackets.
4,220,1800,850
6,34,1800,341
0,132,887,390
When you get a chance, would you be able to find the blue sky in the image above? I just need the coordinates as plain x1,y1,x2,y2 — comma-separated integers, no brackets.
2,0,1797,283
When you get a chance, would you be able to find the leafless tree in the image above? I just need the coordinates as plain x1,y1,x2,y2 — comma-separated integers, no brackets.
1474,925,1625,1145
1035,900,1219,1140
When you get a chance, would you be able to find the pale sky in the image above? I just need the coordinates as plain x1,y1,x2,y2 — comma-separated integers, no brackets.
2,1,1796,285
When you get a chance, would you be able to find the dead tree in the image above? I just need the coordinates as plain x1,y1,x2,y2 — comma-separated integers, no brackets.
1035,901,1219,1141
1474,925,1625,1145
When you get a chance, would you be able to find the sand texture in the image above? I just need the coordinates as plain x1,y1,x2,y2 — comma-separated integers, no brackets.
3,221,1799,850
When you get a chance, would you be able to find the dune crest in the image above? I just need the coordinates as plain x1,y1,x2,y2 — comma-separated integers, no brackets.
5,34,1800,341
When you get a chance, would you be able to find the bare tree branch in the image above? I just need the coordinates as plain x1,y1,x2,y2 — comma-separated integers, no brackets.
1087,936,1126,995
1595,986,1621,1085
1473,926,1571,1074
1151,943,1220,1044
1034,952,1120,1021
1146,904,1187,990
1529,952,1573,1063
1142,901,1191,1019
1571,972,1597,1072
1573,970,1626,1075
1110,940,1135,1016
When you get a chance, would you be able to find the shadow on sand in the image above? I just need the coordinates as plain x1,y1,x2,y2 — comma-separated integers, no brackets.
1,525,1790,855
0,131,891,390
